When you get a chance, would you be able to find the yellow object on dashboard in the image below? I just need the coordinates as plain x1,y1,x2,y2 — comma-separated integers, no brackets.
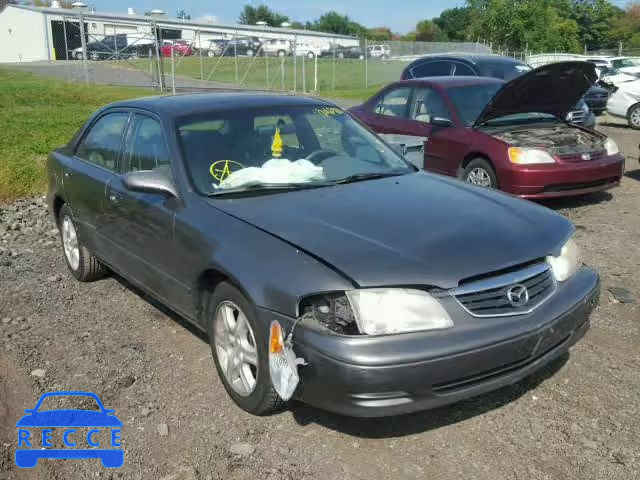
272,127,283,158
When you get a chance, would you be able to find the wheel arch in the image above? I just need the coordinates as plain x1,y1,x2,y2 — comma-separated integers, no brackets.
53,195,66,227
458,152,495,177
193,267,253,328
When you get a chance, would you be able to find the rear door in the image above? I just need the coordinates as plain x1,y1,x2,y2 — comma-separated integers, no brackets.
62,111,130,256
102,112,190,313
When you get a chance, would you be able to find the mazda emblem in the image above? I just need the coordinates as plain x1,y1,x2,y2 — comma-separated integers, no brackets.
506,284,529,307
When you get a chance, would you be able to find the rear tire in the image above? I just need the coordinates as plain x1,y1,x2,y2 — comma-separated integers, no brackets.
58,204,107,282
307,51,314,59
246,49,254,57
277,50,286,57
461,158,498,189
628,104,640,130
206,282,285,415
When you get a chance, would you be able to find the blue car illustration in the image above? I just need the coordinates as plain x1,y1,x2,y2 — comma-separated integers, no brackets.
15,391,123,468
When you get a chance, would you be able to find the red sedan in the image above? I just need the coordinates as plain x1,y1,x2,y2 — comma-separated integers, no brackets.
161,40,193,57
349,62,625,199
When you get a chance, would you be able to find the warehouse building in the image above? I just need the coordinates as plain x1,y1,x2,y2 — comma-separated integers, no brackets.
0,3,359,63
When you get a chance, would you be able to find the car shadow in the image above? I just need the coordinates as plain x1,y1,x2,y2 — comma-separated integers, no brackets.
625,168,640,182
537,191,613,210
111,273,209,344
289,353,568,438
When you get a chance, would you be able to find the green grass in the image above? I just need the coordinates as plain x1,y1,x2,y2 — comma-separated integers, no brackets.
148,56,401,98
0,69,149,200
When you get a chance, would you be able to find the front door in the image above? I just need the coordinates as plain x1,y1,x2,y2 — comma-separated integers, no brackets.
101,113,191,314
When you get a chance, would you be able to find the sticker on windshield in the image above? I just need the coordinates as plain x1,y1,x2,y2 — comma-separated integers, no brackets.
313,107,343,117
209,160,245,183
15,391,123,468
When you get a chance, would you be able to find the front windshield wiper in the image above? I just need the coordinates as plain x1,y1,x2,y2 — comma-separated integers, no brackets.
208,182,333,197
334,171,408,185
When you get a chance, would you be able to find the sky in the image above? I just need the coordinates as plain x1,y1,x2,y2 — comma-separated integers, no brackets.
92,0,465,33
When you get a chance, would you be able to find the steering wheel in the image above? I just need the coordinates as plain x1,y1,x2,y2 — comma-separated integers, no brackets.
305,149,338,165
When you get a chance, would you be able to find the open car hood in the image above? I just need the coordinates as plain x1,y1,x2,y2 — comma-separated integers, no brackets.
474,61,597,126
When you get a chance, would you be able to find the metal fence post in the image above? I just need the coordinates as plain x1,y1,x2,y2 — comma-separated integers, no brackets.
332,41,336,91
265,49,269,89
170,48,176,94
234,28,238,83
78,14,89,84
281,56,285,91
364,38,368,89
198,30,204,81
153,20,164,91
62,17,70,81
293,34,297,92
302,49,306,93
314,52,318,92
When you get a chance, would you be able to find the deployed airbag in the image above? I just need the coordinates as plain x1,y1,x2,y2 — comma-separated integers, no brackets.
218,158,325,189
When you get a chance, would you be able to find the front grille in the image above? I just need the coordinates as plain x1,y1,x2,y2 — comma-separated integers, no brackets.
558,150,607,162
452,263,555,317
566,110,585,124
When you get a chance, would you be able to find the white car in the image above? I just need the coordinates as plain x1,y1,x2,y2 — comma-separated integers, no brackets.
293,43,325,58
607,79,640,129
610,57,640,77
367,44,390,59
262,39,292,57
597,66,637,87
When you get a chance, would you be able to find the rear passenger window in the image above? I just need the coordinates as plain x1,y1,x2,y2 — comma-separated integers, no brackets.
124,115,171,179
76,112,128,171
410,61,452,78
452,63,476,76
374,87,411,117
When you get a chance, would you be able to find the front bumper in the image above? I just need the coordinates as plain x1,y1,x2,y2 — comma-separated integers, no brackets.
501,153,625,199
259,268,599,417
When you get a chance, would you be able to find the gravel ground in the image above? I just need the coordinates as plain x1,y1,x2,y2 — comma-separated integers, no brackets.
1,116,639,480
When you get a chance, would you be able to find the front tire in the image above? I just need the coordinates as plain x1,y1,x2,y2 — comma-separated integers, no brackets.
307,51,314,59
207,282,284,415
58,204,107,282
246,49,254,57
628,104,640,129
462,158,498,189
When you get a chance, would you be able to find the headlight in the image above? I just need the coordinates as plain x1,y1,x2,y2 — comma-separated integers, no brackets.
346,289,453,335
604,137,619,155
508,147,555,165
547,236,581,282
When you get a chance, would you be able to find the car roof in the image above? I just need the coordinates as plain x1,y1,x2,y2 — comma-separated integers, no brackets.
408,54,526,67
393,76,504,88
105,93,334,118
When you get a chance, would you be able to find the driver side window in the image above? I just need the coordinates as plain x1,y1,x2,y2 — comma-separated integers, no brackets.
409,88,451,124
76,112,129,171
374,88,411,118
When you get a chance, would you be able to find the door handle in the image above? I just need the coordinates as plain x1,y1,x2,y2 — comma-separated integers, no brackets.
63,171,72,179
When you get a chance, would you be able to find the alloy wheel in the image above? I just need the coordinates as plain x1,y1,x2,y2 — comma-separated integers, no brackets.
61,216,80,271
214,301,258,397
466,167,492,187
630,107,640,128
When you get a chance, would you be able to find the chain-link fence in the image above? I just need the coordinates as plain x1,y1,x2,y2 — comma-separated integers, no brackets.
4,8,639,97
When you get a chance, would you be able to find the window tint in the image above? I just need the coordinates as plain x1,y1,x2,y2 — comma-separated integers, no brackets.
409,88,451,123
452,62,476,76
374,87,411,117
124,115,171,179
76,112,128,171
410,61,452,78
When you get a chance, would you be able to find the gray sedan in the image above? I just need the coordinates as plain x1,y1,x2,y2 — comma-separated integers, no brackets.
47,93,599,417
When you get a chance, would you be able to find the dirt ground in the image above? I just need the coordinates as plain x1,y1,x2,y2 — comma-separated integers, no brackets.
1,115,639,480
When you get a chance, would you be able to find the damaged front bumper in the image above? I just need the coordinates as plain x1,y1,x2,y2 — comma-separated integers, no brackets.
257,267,599,417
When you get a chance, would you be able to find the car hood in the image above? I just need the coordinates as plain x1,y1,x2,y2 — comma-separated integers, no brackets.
209,173,572,289
475,61,597,126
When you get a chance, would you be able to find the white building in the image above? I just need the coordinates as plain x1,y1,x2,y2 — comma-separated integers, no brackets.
0,3,359,63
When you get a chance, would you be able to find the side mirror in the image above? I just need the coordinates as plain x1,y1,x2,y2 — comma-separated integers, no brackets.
122,170,178,198
431,117,453,128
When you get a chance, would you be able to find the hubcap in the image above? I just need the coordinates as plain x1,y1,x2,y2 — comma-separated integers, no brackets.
631,108,640,127
61,216,80,271
467,167,492,187
214,301,258,396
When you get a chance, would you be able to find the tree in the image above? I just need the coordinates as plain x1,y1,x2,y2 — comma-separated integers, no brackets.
309,12,366,36
433,7,472,41
367,27,393,41
414,19,449,41
176,10,191,20
568,0,623,51
238,4,289,27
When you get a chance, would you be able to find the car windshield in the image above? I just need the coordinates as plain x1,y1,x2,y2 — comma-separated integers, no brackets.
614,58,640,67
447,83,557,126
477,62,532,82
176,105,413,195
